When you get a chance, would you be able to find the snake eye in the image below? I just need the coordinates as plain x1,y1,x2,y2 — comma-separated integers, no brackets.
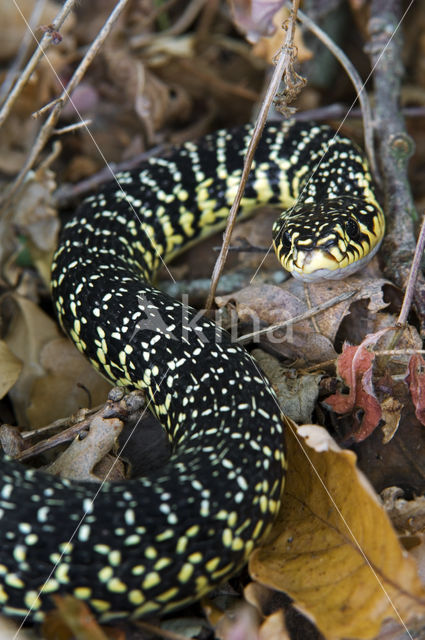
279,230,292,252
345,218,360,239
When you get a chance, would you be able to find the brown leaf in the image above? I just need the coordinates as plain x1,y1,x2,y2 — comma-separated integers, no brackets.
0,0,57,60
380,396,402,444
229,1,312,64
27,337,111,426
0,339,22,399
217,275,390,364
11,156,60,286
253,349,322,424
249,420,425,639
324,343,382,441
244,582,291,640
382,488,425,536
405,354,425,427
259,610,290,640
229,0,286,40
44,596,111,640
45,415,124,482
3,295,110,427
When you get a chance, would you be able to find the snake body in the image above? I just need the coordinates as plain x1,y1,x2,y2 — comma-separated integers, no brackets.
0,121,383,622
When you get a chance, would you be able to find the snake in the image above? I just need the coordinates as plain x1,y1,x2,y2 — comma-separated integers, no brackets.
0,120,384,623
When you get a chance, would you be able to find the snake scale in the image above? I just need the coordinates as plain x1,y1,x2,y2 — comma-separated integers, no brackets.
0,120,384,622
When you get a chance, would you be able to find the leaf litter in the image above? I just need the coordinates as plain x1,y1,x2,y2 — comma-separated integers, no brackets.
1,1,425,639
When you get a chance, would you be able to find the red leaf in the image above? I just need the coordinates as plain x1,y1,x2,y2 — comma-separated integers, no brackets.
325,343,382,441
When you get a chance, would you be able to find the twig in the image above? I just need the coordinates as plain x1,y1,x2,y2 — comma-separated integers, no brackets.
235,290,356,343
130,0,207,48
0,0,47,106
397,214,425,326
367,1,425,324
205,0,301,312
32,97,63,119
374,349,425,356
213,243,269,254
0,0,78,129
291,104,425,121
292,5,378,180
53,120,93,135
19,407,101,440
0,0,131,210
135,620,192,640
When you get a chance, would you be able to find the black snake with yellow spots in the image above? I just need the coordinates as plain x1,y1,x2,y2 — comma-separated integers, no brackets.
0,121,383,622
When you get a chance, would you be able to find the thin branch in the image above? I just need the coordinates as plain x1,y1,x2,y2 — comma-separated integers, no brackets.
53,120,93,135
367,1,425,324
0,0,78,128
130,0,207,48
291,103,425,121
0,0,47,106
397,213,425,326
236,290,356,344
0,0,131,210
205,0,301,312
293,4,378,180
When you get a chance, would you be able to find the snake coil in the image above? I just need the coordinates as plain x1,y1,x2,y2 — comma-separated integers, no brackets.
0,121,383,622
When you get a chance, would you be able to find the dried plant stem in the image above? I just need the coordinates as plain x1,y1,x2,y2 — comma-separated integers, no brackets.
236,290,356,344
0,0,131,210
130,0,207,48
0,0,78,128
397,214,425,326
205,0,301,312
367,1,425,324
53,120,92,135
0,0,47,106
293,5,378,179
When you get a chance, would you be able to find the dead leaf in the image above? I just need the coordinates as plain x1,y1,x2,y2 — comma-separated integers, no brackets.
217,275,390,363
405,354,425,427
249,420,425,640
45,596,112,640
324,342,382,441
27,337,112,427
45,414,124,482
0,616,33,640
244,582,291,640
0,0,58,60
229,0,285,40
2,295,111,427
229,1,312,64
212,603,260,640
382,488,425,536
258,610,290,640
0,339,22,399
253,349,322,423
11,152,60,286
380,396,402,444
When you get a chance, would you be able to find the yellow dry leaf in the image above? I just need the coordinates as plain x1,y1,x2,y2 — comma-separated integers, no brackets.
249,420,425,639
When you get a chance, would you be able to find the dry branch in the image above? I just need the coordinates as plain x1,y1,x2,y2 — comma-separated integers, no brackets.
368,0,425,324
205,0,302,312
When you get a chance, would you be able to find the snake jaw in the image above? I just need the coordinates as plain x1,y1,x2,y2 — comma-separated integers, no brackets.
284,237,384,281
290,247,341,278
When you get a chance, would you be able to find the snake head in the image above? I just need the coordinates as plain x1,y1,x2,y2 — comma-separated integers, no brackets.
272,196,385,282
